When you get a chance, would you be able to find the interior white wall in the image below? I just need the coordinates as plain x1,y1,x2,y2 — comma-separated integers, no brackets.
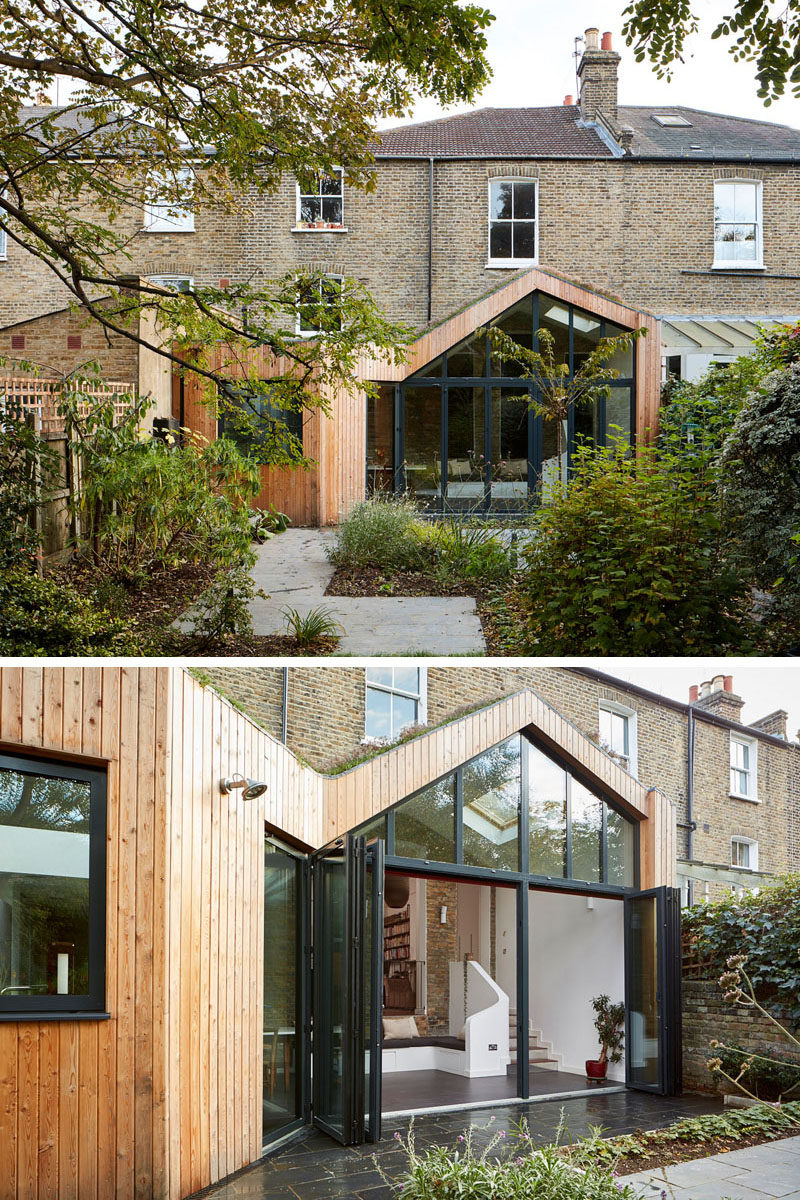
529,891,625,1081
494,887,516,1005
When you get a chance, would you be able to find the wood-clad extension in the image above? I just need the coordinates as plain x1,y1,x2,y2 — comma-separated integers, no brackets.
179,267,662,527
0,669,674,1200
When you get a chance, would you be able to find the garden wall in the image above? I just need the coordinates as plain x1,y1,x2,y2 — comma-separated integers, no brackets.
682,978,800,1094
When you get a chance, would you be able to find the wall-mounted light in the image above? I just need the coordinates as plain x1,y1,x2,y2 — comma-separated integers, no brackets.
219,773,268,801
586,897,595,911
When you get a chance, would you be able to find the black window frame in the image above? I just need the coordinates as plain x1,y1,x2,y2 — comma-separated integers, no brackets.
0,751,107,1018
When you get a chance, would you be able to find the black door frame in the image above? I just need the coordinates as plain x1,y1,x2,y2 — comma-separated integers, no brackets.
624,885,682,1095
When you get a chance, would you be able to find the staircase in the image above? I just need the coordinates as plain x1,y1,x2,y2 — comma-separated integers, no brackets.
508,1011,560,1070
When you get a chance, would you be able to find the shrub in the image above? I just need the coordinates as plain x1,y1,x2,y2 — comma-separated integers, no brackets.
496,439,753,654
431,521,516,588
0,568,138,656
720,363,800,647
327,495,431,572
713,1044,800,1102
388,1121,635,1200
0,414,58,569
682,876,800,1024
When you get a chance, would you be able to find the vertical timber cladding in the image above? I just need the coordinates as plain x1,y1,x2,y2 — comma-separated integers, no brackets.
0,666,323,1200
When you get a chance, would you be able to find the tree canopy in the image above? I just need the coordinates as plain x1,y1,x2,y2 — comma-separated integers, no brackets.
0,0,493,452
623,0,800,104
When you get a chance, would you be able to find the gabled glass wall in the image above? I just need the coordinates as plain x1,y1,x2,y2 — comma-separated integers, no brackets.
352,733,636,891
367,292,636,515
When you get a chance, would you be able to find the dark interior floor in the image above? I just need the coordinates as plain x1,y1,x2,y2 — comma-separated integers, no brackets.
381,1065,618,1113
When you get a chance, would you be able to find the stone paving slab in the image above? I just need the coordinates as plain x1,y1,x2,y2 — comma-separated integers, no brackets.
246,528,486,655
623,1135,800,1200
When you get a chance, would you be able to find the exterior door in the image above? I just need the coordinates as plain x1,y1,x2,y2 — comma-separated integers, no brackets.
624,886,682,1094
311,834,383,1144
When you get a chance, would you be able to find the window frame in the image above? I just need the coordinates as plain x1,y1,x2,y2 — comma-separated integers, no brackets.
295,273,344,337
712,179,763,270
487,177,539,269
294,170,346,232
364,667,427,743
0,750,107,1018
0,225,6,262
143,167,195,233
731,836,758,871
729,732,758,802
598,700,638,779
147,274,194,293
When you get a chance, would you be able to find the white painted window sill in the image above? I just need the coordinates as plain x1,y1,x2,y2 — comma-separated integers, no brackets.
730,792,760,803
141,227,196,234
292,226,349,234
486,260,537,270
711,261,765,271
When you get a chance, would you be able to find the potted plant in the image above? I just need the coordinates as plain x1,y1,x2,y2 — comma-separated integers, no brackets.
586,994,625,1080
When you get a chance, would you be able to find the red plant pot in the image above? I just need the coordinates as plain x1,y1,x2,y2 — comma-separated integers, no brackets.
585,1059,608,1080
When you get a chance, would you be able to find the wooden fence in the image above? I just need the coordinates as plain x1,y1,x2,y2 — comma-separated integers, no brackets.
1,377,136,558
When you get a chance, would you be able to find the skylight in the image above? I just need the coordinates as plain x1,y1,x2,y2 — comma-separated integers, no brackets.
652,114,693,127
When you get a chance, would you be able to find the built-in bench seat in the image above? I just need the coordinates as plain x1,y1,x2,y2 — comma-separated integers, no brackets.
383,1035,465,1051
381,1034,467,1075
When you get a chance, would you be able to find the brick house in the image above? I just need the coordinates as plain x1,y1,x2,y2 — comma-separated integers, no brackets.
205,664,800,901
2,29,800,522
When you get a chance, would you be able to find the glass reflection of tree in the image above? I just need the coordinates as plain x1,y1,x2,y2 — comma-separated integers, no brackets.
463,738,520,869
529,747,567,877
0,771,90,831
395,776,456,861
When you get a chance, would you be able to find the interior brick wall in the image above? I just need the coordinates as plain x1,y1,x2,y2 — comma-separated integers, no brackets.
425,878,458,1033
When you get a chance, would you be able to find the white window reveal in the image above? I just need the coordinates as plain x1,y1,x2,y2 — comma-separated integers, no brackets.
713,180,762,268
296,274,343,336
488,179,538,266
144,168,195,232
598,700,638,778
731,837,758,871
730,733,758,801
295,171,345,231
147,275,194,293
365,667,427,741
0,225,6,261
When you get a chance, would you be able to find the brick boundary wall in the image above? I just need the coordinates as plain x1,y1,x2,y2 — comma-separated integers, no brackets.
682,979,800,1094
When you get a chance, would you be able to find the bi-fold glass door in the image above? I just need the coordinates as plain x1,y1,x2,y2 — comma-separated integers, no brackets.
311,834,383,1144
624,886,682,1094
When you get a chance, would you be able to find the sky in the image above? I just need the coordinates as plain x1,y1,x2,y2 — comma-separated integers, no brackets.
575,658,800,738
378,0,800,130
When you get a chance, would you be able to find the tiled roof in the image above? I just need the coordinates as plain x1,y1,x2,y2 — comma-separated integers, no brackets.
619,106,800,160
374,106,614,157
375,104,800,161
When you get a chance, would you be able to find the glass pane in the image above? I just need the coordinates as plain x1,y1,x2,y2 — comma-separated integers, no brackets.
393,668,420,695
733,182,757,222
513,222,536,259
714,183,736,223
321,173,342,196
263,846,301,1139
571,780,602,883
300,196,321,223
607,810,635,887
606,388,632,443
391,694,417,736
572,309,603,369
539,411,567,495
365,687,392,739
394,776,456,862
367,384,395,496
490,181,513,220
355,814,386,843
322,197,343,224
490,388,528,507
411,355,443,379
366,667,393,687
490,297,533,377
446,386,486,512
574,394,601,450
0,769,91,998
404,386,441,511
537,297,570,366
490,222,512,259
529,745,567,877
315,852,347,1135
600,709,628,758
462,737,521,871
604,323,634,376
514,182,537,220
447,331,487,378
628,895,660,1087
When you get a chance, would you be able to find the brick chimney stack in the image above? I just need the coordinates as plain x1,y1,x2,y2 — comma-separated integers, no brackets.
749,711,788,740
577,27,620,131
689,675,745,724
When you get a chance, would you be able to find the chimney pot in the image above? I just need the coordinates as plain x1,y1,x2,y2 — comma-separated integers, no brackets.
711,674,725,693
601,31,613,50
585,27,600,50
563,94,574,106
700,680,710,698
689,685,699,703
723,675,734,693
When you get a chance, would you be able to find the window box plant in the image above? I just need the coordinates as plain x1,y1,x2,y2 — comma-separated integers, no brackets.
586,994,625,1080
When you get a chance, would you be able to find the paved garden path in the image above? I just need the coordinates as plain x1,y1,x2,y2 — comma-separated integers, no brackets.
624,1134,800,1200
204,1091,724,1199
248,528,486,655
